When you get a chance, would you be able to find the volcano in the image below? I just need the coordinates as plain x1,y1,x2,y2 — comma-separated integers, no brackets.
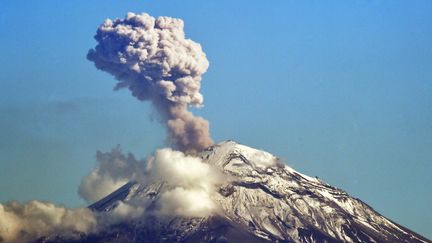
41,141,430,243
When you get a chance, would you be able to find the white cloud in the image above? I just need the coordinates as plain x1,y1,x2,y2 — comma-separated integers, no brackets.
158,188,215,217
146,148,223,217
148,148,221,191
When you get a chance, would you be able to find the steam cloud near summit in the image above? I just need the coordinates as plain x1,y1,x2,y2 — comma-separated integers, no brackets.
0,148,222,242
78,147,223,212
87,12,213,153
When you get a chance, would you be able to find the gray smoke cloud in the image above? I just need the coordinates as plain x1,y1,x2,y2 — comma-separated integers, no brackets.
0,199,147,242
78,147,146,202
0,201,97,242
87,12,213,153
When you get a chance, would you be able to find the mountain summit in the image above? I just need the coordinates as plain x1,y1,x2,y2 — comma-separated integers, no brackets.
45,141,430,243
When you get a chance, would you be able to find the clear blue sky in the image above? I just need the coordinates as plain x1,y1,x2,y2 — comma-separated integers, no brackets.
0,0,431,238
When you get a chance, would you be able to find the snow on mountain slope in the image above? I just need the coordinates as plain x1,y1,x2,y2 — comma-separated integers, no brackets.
201,141,429,242
44,141,430,243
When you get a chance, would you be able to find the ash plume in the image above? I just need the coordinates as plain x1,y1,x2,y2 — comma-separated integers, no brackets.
87,12,213,153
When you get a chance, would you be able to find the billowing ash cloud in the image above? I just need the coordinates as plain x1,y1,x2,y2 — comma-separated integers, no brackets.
78,147,146,202
0,199,148,242
87,12,213,153
0,201,97,242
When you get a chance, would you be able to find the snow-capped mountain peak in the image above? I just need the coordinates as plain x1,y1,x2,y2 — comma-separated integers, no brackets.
47,141,430,243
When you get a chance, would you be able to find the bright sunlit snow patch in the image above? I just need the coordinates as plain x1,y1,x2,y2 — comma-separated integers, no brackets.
213,141,279,169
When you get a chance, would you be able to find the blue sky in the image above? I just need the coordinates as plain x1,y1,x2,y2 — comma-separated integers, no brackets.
0,0,431,238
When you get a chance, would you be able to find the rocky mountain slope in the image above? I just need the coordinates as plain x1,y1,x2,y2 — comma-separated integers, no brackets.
42,141,430,243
